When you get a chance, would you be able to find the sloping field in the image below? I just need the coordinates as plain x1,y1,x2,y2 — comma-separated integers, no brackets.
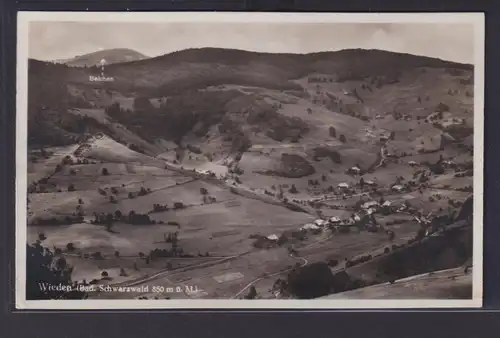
321,267,472,299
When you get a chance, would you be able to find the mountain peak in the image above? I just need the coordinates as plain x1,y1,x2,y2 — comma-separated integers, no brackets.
55,48,149,67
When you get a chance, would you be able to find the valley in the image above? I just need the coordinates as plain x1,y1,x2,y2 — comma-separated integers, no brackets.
26,47,475,300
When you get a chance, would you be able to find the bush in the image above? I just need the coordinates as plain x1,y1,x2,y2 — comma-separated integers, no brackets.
329,126,336,138
26,244,87,300
286,262,335,299
101,168,109,176
68,184,76,192
288,185,299,194
173,202,185,210
66,242,76,251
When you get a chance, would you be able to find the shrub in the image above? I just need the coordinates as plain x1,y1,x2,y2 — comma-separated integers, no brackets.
173,202,185,210
66,243,76,251
329,126,336,138
101,168,109,176
68,184,76,192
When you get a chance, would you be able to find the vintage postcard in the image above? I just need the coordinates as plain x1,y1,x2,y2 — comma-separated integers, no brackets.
16,12,484,309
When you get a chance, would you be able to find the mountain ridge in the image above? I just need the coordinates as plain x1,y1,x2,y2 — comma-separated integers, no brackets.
52,48,149,67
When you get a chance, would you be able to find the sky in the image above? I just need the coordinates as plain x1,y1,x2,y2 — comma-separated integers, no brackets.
28,21,475,64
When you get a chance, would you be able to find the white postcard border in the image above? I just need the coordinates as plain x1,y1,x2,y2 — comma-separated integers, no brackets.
15,11,485,310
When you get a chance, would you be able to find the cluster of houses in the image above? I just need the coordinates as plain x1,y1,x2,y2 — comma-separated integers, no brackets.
295,198,413,235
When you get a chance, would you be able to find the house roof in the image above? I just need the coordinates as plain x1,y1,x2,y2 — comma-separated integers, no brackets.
338,183,349,188
301,223,320,230
362,201,379,209
267,234,279,241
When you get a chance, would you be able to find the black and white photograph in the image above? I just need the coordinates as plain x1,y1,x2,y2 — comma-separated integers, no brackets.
16,12,484,309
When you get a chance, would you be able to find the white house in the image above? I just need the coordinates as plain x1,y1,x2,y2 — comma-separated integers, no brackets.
392,185,404,192
300,223,320,231
366,208,376,215
408,161,418,167
364,180,377,186
314,219,328,227
329,216,341,224
338,182,350,189
382,200,393,207
347,167,361,175
362,201,379,210
267,234,279,241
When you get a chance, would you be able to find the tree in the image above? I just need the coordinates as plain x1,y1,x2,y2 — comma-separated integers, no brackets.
339,134,347,143
101,168,109,176
245,286,258,299
114,250,120,258
359,177,365,188
389,131,395,140
289,185,298,194
329,126,337,138
66,242,76,251
389,231,395,241
68,184,76,192
200,187,208,195
115,210,122,220
26,243,87,300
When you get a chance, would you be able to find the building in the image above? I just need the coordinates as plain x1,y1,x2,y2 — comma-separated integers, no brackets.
314,219,328,227
300,223,320,231
338,182,350,189
362,201,379,210
347,167,361,175
267,234,279,241
392,185,404,192
329,216,341,224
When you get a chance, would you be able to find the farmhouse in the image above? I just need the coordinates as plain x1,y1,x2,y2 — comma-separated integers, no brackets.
338,182,350,189
267,234,279,241
347,166,361,175
300,223,320,231
314,219,328,227
329,216,341,224
408,161,418,167
362,201,379,210
392,184,404,192
364,180,377,186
